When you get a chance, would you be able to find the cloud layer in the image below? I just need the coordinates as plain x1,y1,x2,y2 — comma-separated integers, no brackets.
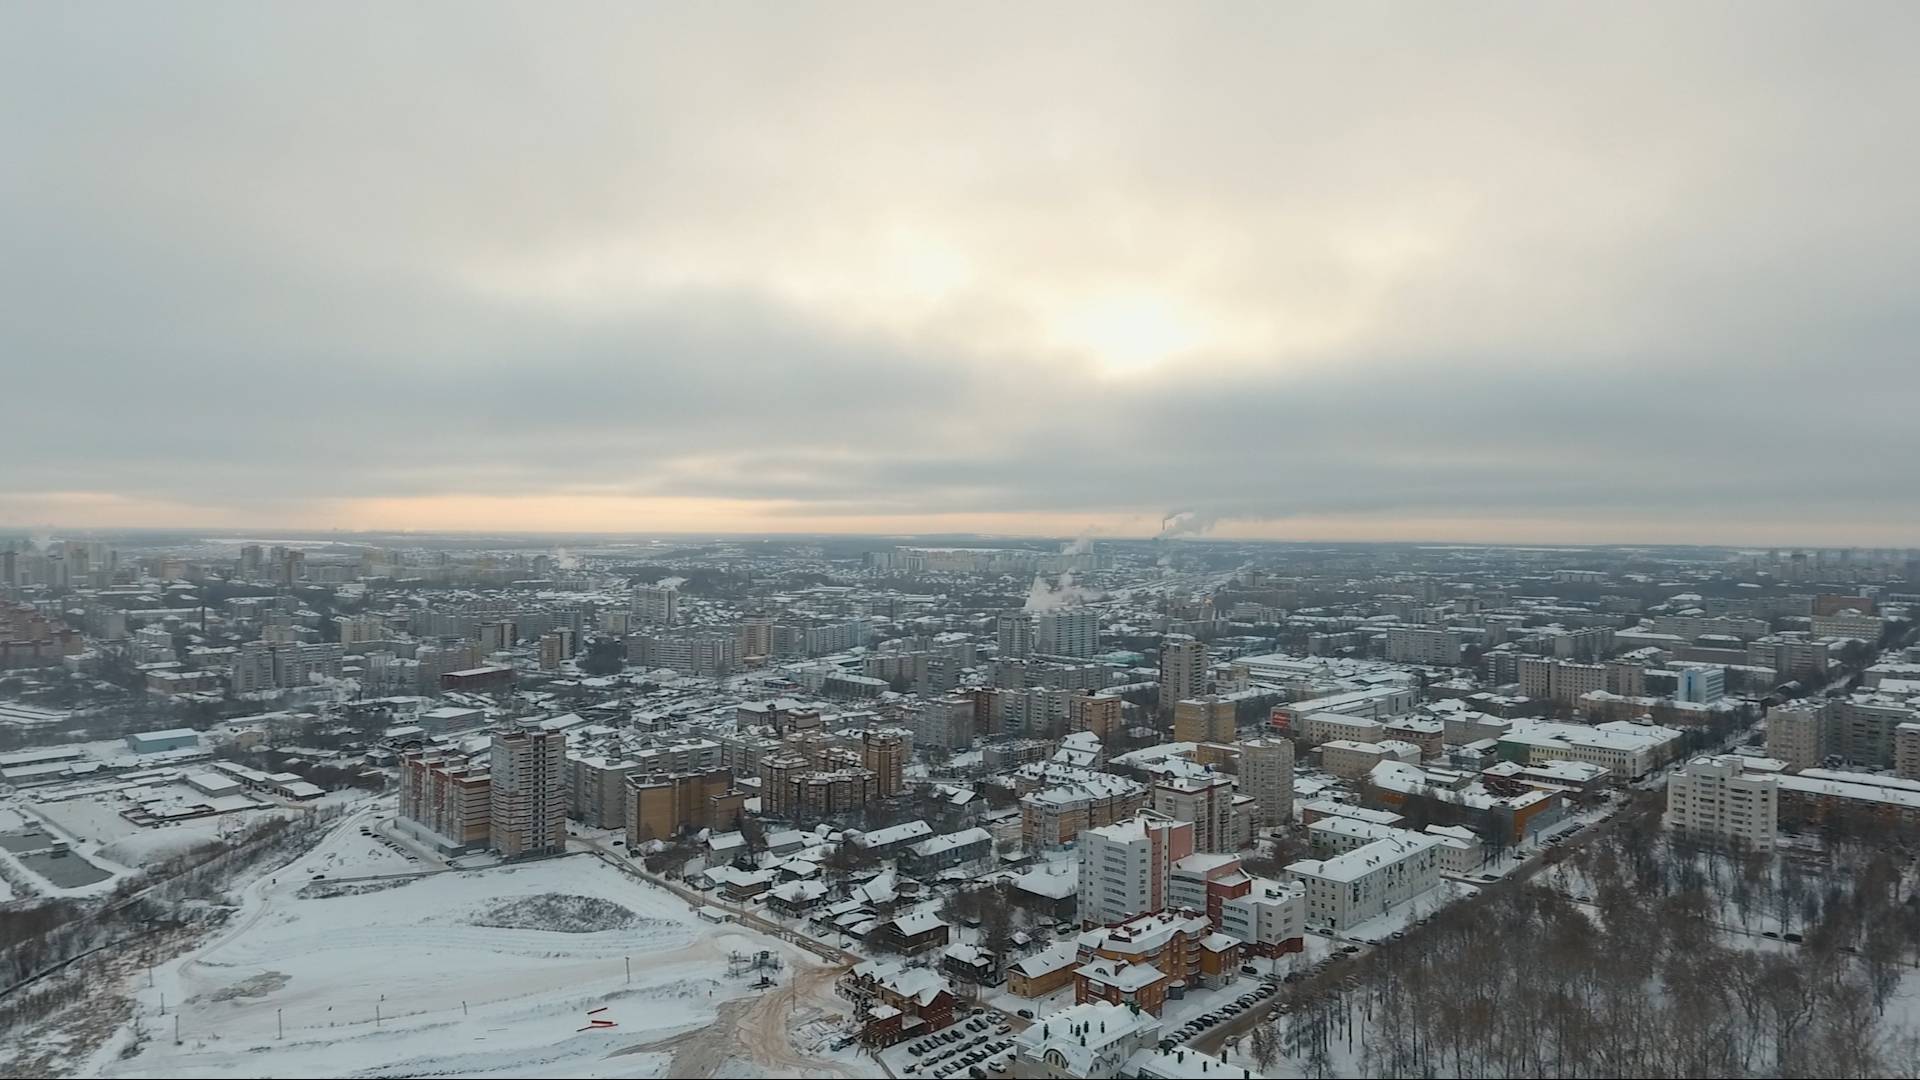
4,3,1919,544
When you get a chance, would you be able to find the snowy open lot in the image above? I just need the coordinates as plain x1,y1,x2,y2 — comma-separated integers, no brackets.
90,816,879,1079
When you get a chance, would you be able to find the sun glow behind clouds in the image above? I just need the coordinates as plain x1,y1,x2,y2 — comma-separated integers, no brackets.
1050,293,1212,375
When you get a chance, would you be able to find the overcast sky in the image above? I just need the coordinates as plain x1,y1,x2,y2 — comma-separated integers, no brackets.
5,3,1918,545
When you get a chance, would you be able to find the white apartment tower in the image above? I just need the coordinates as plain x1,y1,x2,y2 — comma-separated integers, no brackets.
1666,755,1777,851
1035,608,1099,658
1077,813,1194,927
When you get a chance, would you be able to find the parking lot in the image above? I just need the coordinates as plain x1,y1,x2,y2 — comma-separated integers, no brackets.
889,1007,1018,1078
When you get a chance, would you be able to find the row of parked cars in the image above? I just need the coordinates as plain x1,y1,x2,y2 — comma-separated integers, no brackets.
905,1009,1015,1079
1160,980,1279,1048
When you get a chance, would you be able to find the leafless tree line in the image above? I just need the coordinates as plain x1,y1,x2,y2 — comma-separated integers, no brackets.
1256,814,1920,1078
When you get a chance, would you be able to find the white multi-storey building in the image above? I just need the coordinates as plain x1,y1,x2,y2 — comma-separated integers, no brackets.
1220,878,1306,957
1385,627,1463,665
1666,755,1777,850
1076,812,1193,927
1287,832,1441,931
1035,608,1099,658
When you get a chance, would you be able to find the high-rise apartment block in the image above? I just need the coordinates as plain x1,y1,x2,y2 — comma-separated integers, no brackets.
1152,773,1237,853
489,724,567,858
1159,637,1207,715
996,613,1033,658
631,584,680,626
862,729,907,797
1035,608,1099,658
1239,737,1295,828
1077,812,1194,926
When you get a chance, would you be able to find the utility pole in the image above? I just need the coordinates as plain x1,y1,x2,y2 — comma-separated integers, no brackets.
375,1003,382,1026
277,1008,283,1040
625,956,631,983
174,1014,180,1045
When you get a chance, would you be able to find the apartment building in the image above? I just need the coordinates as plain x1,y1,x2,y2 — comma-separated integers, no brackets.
627,735,718,772
625,768,744,844
1666,755,1778,850
1167,852,1253,928
1158,637,1207,714
1151,773,1237,853
1812,611,1886,640
758,753,879,820
1300,712,1386,747
1287,832,1442,931
1748,636,1832,680
1518,657,1608,705
1035,608,1099,658
1021,771,1148,849
1382,716,1445,759
566,755,640,828
628,629,739,677
1385,627,1463,665
997,613,1034,658
1219,878,1307,958
1652,614,1770,641
1766,705,1828,769
1068,694,1125,741
1320,739,1419,781
1171,696,1236,744
908,695,974,749
1073,910,1237,1014
489,724,567,858
1897,723,1920,780
1076,812,1194,926
861,729,907,796
1833,696,1919,767
396,748,492,851
631,584,679,625
1239,737,1295,828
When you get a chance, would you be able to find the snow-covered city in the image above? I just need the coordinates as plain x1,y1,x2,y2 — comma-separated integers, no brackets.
6,534,1920,1078
8,5,1920,1077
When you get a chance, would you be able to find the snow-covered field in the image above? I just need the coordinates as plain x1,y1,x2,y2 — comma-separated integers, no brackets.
90,815,875,1079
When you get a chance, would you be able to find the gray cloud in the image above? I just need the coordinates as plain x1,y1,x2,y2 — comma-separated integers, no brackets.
3,3,1919,541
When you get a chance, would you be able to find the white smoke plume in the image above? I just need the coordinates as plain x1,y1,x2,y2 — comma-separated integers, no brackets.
1024,571,1100,612
1157,510,1219,539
